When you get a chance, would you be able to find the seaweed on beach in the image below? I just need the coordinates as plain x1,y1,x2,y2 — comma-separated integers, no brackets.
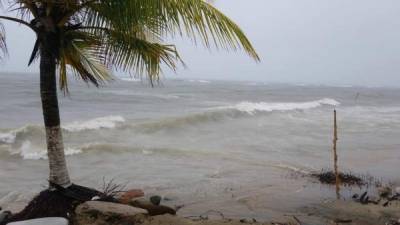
3,183,115,225
311,170,366,187
4,189,78,224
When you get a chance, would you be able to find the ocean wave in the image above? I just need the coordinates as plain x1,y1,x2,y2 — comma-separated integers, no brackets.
7,142,194,160
133,111,228,133
9,141,82,160
274,163,313,175
1,141,149,160
131,99,339,133
0,99,338,145
0,132,16,144
63,116,125,132
223,98,340,114
0,125,43,145
189,79,211,83
104,90,180,99
0,116,125,145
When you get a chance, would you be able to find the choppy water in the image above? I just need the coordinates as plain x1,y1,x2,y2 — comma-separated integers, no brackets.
0,72,399,219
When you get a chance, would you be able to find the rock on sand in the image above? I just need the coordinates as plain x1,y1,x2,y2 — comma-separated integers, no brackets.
75,201,147,225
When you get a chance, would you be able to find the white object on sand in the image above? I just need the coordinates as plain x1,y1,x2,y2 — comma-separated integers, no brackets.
91,196,100,200
7,217,68,225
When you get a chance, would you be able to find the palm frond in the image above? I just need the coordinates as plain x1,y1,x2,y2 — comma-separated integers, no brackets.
0,22,7,60
28,39,40,66
1,0,259,89
58,30,112,92
83,0,260,60
5,1,35,22
100,29,182,83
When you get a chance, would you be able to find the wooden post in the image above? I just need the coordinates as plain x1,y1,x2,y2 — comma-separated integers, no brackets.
333,109,340,199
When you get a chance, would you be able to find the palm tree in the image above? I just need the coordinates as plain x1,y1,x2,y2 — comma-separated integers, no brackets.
0,1,258,189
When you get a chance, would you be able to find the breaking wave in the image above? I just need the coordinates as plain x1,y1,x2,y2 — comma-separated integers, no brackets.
1,99,339,144
0,97,339,160
0,125,43,145
0,98,339,147
132,98,340,132
223,98,340,114
63,116,125,132
0,116,125,145
6,142,201,160
11,141,82,160
0,132,16,144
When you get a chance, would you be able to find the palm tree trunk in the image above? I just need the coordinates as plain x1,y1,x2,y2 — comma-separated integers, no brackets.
40,44,71,188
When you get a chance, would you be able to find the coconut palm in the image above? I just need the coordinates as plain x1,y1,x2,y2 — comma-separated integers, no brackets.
0,0,258,189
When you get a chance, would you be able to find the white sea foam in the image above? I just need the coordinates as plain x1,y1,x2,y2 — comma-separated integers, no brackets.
0,125,37,144
226,98,340,114
63,116,125,132
65,147,83,156
18,141,46,160
275,163,313,175
15,141,82,160
0,116,125,145
0,132,16,144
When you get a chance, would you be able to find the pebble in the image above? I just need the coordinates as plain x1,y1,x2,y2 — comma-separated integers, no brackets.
130,199,176,216
150,195,162,205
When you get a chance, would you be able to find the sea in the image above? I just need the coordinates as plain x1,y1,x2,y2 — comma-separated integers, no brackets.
0,72,399,219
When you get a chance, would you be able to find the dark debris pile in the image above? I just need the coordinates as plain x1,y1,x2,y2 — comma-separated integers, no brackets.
311,170,365,186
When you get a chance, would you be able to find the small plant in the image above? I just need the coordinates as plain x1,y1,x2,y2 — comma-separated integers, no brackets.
101,178,128,199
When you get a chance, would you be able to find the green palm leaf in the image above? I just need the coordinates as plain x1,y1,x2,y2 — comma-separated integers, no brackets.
1,0,259,90
83,0,259,59
58,30,112,92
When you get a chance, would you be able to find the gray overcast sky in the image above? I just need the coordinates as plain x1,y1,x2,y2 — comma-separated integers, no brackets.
1,0,400,86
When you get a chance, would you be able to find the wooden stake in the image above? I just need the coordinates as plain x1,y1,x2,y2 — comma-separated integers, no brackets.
333,109,340,199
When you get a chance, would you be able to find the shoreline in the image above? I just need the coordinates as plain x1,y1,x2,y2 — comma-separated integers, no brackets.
2,197,399,225
1,175,399,225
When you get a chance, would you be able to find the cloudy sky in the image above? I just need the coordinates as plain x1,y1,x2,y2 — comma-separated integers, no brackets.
1,0,400,86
